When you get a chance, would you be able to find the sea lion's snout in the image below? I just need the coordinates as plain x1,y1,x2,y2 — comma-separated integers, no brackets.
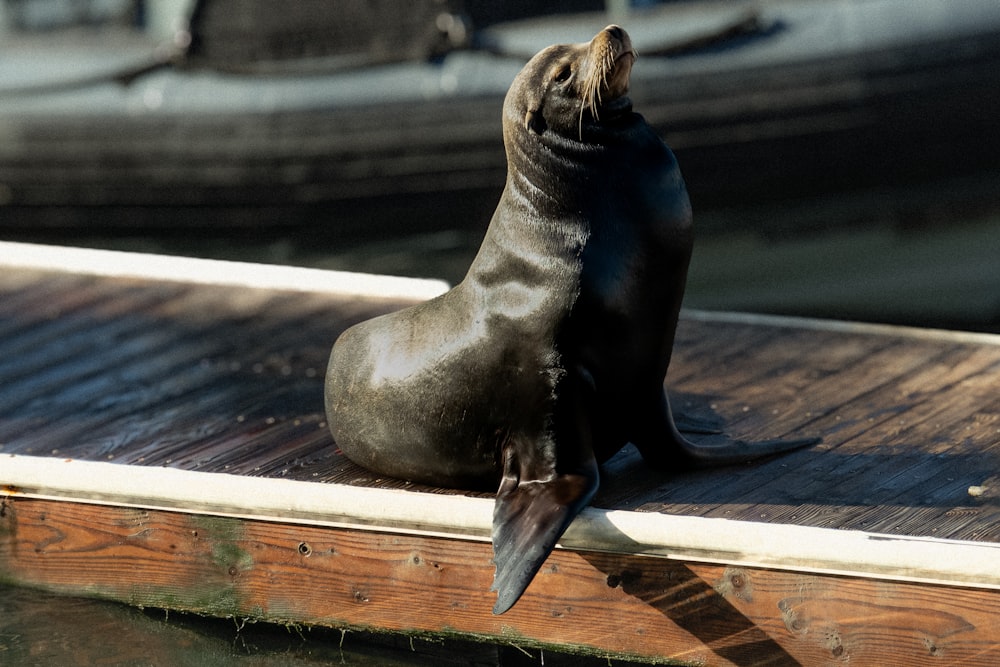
603,24,634,61
610,26,637,70
582,25,636,119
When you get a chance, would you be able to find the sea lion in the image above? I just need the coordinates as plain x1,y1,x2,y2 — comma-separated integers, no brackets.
325,25,815,614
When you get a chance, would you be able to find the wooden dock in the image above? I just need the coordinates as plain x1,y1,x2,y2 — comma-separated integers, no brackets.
2,241,999,665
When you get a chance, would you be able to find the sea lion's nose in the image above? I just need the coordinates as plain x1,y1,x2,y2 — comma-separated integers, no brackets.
601,24,633,53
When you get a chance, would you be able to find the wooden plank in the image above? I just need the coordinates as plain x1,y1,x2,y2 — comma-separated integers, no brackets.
0,263,410,480
4,455,1000,593
645,313,1000,541
3,495,999,665
2,260,999,539
3,248,1000,662
718,342,1000,506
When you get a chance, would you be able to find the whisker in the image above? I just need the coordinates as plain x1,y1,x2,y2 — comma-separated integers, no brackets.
577,39,624,141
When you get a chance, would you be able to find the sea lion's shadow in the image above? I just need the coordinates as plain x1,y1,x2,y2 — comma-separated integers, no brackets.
594,390,1000,511
594,388,806,506
577,392,805,664
574,395,804,667
574,537,798,666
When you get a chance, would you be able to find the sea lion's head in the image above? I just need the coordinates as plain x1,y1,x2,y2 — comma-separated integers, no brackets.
505,25,638,143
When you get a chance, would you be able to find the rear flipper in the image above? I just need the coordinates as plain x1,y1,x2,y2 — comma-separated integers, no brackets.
673,412,723,435
491,451,598,614
491,366,600,614
637,390,819,470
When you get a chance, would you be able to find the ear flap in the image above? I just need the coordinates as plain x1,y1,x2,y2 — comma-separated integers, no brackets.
524,108,547,135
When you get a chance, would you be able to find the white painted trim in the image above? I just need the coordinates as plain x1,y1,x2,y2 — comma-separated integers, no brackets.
683,309,1000,347
4,454,1000,591
4,242,993,345
0,241,450,301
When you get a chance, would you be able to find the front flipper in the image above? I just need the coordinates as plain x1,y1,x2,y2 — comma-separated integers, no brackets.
637,390,819,470
491,445,598,614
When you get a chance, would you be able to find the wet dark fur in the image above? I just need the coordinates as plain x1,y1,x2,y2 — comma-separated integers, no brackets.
325,26,815,614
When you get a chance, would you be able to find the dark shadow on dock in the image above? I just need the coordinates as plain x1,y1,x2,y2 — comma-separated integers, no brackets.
579,551,801,667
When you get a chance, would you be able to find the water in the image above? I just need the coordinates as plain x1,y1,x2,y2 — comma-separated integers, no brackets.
1,584,654,666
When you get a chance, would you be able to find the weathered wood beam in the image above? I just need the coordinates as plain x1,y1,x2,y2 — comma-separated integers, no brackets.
4,455,1000,592
3,492,999,665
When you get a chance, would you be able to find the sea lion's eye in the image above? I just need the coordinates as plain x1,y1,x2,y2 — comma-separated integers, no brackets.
553,65,572,83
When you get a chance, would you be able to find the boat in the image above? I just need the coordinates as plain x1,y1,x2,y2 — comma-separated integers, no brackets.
0,0,999,236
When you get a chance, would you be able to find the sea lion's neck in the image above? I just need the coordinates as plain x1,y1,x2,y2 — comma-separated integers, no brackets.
506,112,643,218
463,130,600,302
466,110,655,293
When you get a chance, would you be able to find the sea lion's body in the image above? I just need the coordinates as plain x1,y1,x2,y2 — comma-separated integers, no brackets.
326,26,813,614
327,93,689,484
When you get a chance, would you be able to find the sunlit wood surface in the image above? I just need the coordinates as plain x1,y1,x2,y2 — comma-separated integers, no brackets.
2,256,999,665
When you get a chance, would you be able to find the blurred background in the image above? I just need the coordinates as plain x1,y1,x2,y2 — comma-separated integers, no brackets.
1,0,999,331
1,1,999,663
